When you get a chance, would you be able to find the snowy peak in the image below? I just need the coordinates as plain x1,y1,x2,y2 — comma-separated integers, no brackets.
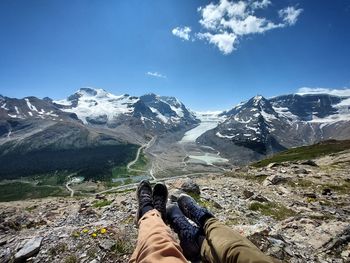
53,88,198,130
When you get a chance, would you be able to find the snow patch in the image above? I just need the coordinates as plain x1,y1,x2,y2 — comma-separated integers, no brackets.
150,107,169,123
25,98,38,112
1,103,9,110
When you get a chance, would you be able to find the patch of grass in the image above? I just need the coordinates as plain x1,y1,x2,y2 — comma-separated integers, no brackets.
49,242,68,257
87,246,98,258
225,172,267,183
187,192,218,210
287,179,314,188
25,205,37,212
322,181,350,195
92,200,113,208
249,202,296,221
64,254,79,263
0,182,67,202
113,239,133,255
253,139,350,168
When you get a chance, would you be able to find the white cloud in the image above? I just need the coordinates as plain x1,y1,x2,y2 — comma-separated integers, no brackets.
146,72,167,79
251,0,271,10
172,0,303,55
197,32,237,55
279,6,303,26
172,26,192,41
296,87,350,97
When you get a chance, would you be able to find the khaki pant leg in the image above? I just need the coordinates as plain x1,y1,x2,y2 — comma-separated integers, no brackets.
129,209,187,263
200,218,274,263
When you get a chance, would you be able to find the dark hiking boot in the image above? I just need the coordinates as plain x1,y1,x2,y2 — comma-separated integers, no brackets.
153,182,168,223
177,193,214,228
166,203,203,262
135,180,153,223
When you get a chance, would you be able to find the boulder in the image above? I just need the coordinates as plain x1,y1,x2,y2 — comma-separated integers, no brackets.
301,160,318,167
294,168,309,175
99,239,116,250
263,174,289,186
181,180,200,196
322,188,333,196
252,194,269,203
14,236,43,262
243,190,254,199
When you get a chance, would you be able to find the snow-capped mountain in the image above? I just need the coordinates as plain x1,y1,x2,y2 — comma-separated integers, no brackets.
198,93,350,164
53,88,198,132
0,88,198,179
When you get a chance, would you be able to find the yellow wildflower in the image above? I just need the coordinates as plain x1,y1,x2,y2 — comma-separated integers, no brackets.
100,228,107,234
91,233,97,238
82,229,89,233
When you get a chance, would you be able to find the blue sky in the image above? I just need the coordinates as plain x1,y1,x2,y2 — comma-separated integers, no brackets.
0,0,350,111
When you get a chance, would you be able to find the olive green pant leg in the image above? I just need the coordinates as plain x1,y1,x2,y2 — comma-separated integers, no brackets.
200,218,274,263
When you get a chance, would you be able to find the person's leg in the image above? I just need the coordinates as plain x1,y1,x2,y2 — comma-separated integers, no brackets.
201,217,274,263
129,181,187,263
178,194,274,263
129,209,188,263
166,203,203,262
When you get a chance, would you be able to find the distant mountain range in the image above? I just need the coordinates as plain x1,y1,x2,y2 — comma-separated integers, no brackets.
198,93,350,164
1,88,350,177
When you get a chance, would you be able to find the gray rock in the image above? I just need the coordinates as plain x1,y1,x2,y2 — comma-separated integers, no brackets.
263,174,289,186
14,236,43,262
294,168,309,175
252,194,269,203
99,239,116,250
243,190,254,199
301,160,318,167
181,180,200,195
304,193,317,199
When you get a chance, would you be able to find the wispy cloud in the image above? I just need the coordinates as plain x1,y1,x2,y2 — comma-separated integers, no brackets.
296,87,350,97
146,71,167,79
172,26,192,41
172,0,303,55
279,6,303,26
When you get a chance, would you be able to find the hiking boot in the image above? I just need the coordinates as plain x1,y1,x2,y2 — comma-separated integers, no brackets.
136,180,153,222
166,204,203,262
153,182,168,223
177,193,214,228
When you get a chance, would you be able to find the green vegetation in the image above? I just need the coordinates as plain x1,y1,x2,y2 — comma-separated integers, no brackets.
187,192,218,210
225,172,267,183
92,199,113,208
0,144,138,181
129,152,148,171
0,182,67,202
253,139,350,167
64,254,79,263
25,205,37,212
322,181,350,195
249,202,296,221
287,179,314,188
49,242,68,257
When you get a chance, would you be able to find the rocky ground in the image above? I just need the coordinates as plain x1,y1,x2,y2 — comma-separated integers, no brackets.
0,151,349,263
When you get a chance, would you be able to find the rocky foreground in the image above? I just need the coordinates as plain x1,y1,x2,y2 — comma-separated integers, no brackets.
1,151,350,263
